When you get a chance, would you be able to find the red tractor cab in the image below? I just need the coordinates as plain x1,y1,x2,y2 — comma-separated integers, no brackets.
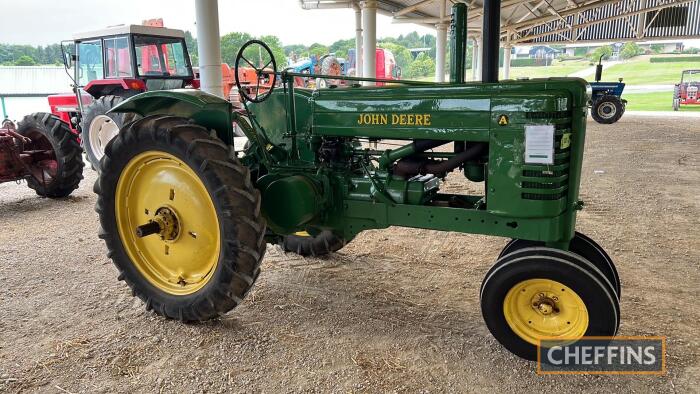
51,24,195,168
673,69,700,111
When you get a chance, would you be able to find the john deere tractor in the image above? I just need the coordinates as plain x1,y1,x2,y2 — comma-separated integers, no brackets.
95,4,620,361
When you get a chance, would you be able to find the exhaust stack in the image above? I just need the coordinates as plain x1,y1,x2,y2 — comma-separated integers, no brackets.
449,3,468,83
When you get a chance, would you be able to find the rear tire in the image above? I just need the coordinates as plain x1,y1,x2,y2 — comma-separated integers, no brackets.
279,231,349,256
591,95,623,124
81,95,138,170
673,85,681,111
95,115,266,321
17,112,84,198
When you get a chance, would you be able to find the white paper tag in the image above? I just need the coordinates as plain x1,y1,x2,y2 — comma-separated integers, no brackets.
525,125,555,164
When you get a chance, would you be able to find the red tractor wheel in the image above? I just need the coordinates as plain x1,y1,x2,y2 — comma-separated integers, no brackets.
81,95,138,170
17,113,84,198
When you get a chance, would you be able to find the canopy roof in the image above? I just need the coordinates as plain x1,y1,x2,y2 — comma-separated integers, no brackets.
300,0,700,44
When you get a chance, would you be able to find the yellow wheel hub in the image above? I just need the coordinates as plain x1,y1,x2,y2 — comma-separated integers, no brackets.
503,278,588,346
115,151,220,295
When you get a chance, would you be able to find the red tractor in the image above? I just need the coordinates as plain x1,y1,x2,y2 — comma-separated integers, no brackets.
673,69,700,111
0,114,83,198
51,23,196,168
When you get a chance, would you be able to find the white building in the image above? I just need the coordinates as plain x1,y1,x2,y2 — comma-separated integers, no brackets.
0,66,71,119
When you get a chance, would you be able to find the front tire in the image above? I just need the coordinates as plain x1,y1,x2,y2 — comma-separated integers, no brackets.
496,232,621,298
591,95,624,124
95,115,266,321
481,247,620,360
17,112,84,198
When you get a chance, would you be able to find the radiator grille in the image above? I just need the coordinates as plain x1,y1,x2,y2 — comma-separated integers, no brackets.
522,191,568,200
520,119,571,201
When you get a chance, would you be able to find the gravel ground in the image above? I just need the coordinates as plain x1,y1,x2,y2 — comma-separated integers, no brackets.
0,116,698,393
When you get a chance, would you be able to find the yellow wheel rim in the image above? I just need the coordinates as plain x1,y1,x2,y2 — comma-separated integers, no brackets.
115,151,220,295
503,278,588,346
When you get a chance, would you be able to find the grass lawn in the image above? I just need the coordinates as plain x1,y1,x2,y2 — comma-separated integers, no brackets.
422,56,697,85
418,59,591,82
623,91,700,111
499,60,591,79
582,57,700,85
413,56,700,113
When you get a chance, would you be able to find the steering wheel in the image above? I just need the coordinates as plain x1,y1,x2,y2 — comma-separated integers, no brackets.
234,40,277,103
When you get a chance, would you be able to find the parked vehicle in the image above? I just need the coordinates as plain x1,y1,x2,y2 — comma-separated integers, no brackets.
673,69,700,110
52,22,196,169
347,48,401,83
0,115,83,198
96,19,621,362
290,49,400,88
589,56,626,124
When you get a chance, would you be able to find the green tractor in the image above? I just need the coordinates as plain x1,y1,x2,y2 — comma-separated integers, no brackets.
95,5,620,361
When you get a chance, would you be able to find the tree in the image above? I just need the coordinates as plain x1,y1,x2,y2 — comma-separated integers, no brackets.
257,35,286,67
0,29,451,70
650,44,664,54
574,47,589,57
378,42,412,71
218,33,286,68
185,31,197,55
308,43,329,59
329,38,355,58
181,31,198,66
284,44,308,58
406,52,435,78
589,45,613,62
220,32,253,65
14,55,36,66
620,42,643,59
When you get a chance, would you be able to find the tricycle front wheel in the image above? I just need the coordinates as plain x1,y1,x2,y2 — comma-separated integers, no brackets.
480,247,620,360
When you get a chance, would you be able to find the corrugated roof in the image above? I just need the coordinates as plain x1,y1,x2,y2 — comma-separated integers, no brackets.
0,66,72,95
300,0,700,44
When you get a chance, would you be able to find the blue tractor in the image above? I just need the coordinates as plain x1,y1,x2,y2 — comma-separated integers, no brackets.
589,56,627,124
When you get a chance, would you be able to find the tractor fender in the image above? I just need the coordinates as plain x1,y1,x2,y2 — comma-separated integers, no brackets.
108,89,235,144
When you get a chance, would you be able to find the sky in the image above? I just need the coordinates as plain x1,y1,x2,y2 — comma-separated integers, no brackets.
1,0,698,48
0,0,434,46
